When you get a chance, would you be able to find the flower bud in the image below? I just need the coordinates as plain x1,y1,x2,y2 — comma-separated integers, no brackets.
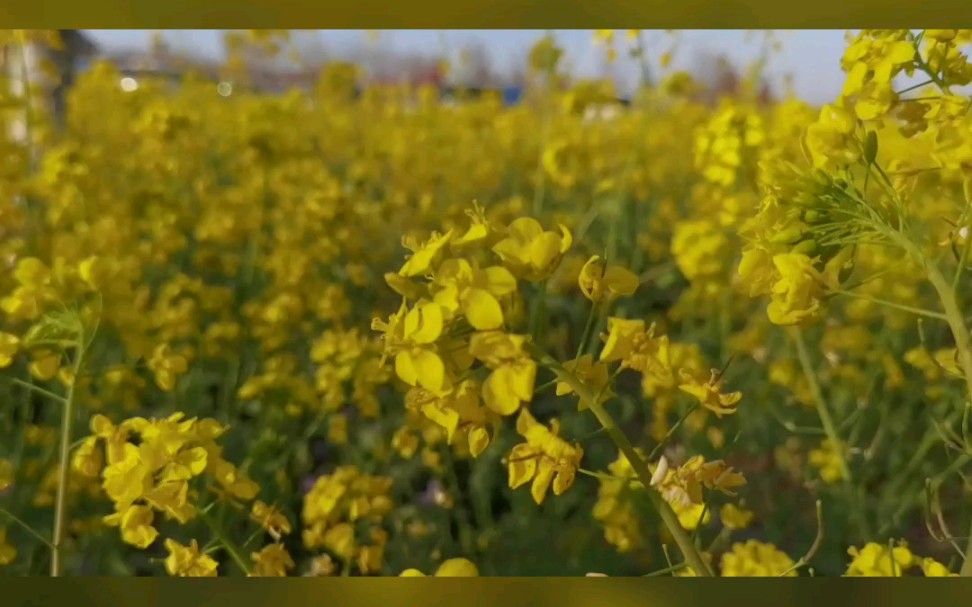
791,239,819,256
770,225,804,245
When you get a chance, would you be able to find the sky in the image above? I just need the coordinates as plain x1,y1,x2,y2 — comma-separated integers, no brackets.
83,30,851,103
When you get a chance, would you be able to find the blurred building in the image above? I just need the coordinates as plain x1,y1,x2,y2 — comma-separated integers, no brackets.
104,37,220,92
50,30,100,126
1,29,99,136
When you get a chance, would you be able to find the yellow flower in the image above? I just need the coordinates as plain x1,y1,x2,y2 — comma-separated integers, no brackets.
808,439,845,484
720,540,797,576
925,30,957,42
920,557,956,577
431,258,517,330
0,459,12,491
804,104,860,169
406,380,490,448
719,503,754,531
322,523,355,561
147,343,189,392
577,255,639,303
672,220,730,281
674,502,710,530
399,230,453,277
328,414,348,444
598,318,663,370
211,458,260,502
251,543,296,577
506,409,584,504
766,253,825,326
451,202,497,249
395,345,449,395
103,504,159,549
164,539,219,577
400,557,479,577
738,245,776,297
851,81,897,121
387,301,453,394
592,450,645,553
0,527,16,566
301,466,394,561
0,332,19,368
357,541,386,575
468,331,536,416
434,557,480,576
30,350,61,381
101,456,152,511
555,354,614,408
678,368,742,416
492,217,572,281
402,301,445,345
845,542,914,576
250,501,293,541
654,456,746,507
1,257,58,320
593,30,615,46
71,436,104,478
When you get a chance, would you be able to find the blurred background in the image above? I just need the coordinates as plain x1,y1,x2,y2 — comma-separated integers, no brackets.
8,30,852,110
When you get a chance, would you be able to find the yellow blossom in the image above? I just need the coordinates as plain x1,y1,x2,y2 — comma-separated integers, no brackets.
400,557,480,577
251,501,293,541
577,255,639,303
506,409,583,505
492,217,572,281
678,368,742,416
103,505,159,549
766,253,825,326
0,333,19,367
0,528,16,566
251,543,296,577
468,331,536,416
845,542,914,577
720,540,797,576
164,539,218,577
719,503,755,531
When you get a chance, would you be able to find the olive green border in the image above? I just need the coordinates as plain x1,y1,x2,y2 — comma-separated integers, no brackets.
3,579,972,606
0,1,971,28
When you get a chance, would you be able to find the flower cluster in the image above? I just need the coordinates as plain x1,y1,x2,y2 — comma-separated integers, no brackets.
301,466,394,575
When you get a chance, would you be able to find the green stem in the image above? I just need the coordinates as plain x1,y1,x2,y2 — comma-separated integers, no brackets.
921,260,972,576
643,561,688,577
878,452,971,537
442,447,476,556
199,508,252,576
634,31,653,89
529,344,714,576
532,108,551,217
0,505,54,549
831,289,948,321
791,329,871,538
884,227,972,573
50,346,85,576
6,377,67,404
575,301,600,359
791,329,852,483
529,281,548,343
895,79,935,96
952,220,972,291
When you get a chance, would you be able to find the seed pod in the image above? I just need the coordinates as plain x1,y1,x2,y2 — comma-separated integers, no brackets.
803,210,826,224
863,131,878,166
792,239,819,256
769,225,804,245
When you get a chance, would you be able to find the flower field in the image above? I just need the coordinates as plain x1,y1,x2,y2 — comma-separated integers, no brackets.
2,29,972,577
